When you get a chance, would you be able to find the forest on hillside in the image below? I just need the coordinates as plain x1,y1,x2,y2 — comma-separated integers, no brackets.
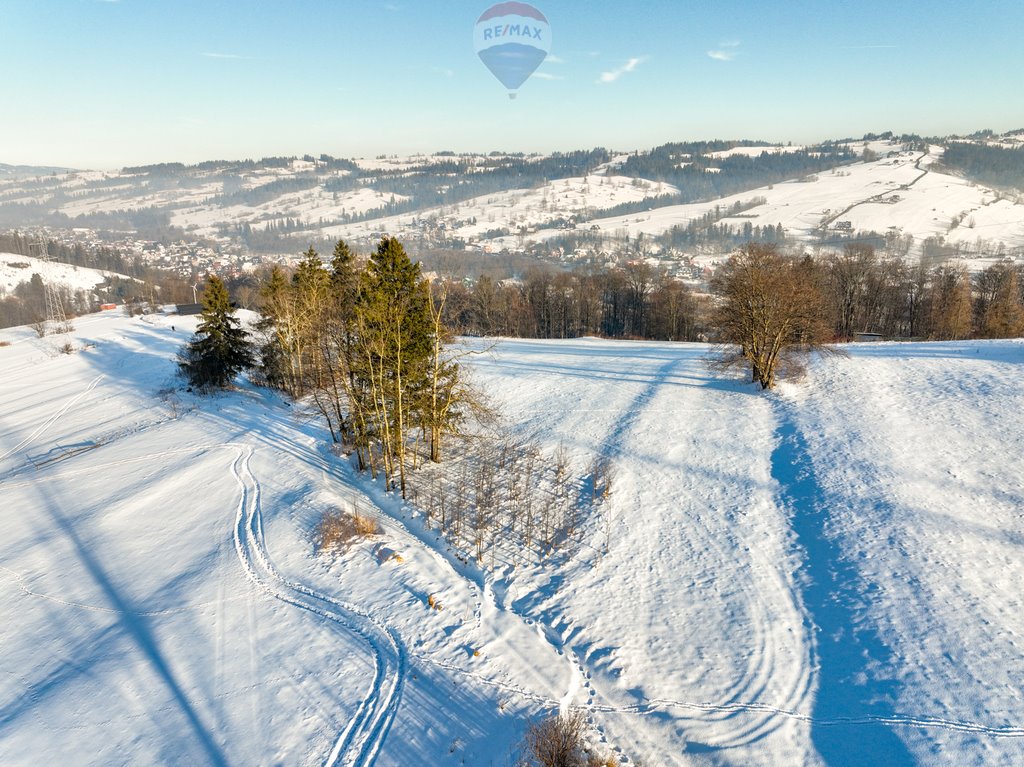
941,142,1024,191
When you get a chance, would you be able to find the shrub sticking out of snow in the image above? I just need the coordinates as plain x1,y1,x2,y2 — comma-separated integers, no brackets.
313,508,379,555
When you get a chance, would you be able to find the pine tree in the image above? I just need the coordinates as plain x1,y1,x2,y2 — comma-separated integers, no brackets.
179,275,254,390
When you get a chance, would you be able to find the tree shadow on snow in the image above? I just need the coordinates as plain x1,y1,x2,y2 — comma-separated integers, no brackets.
18,478,229,767
771,416,916,767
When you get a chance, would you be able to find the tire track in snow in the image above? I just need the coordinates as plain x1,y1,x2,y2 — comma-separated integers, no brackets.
411,651,1024,740
11,442,409,766
587,697,1024,739
229,446,406,767
0,373,104,465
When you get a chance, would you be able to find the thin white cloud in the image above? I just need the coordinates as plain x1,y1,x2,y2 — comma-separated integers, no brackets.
202,52,249,60
597,56,648,84
841,44,899,49
432,67,455,78
546,54,566,65
708,40,740,62
533,72,564,81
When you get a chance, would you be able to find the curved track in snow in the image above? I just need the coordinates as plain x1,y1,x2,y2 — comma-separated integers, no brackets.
228,445,406,767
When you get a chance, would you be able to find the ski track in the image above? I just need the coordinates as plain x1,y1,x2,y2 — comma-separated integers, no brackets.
228,445,406,767
6,436,409,767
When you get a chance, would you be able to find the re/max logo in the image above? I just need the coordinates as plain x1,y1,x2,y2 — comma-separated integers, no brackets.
482,24,544,41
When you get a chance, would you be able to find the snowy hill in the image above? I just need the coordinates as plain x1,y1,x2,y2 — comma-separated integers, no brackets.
2,314,1024,765
3,137,1022,265
0,252,131,294
516,147,1024,255
0,163,72,179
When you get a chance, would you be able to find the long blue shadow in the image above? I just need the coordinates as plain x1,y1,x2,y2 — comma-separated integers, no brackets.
31,480,229,767
771,416,915,767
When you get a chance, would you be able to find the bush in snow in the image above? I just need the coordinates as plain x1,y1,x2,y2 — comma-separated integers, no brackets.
313,508,379,555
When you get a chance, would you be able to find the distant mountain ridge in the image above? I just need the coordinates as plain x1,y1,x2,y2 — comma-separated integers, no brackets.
0,162,76,179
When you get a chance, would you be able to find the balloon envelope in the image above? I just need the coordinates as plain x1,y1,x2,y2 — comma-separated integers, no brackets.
474,2,551,95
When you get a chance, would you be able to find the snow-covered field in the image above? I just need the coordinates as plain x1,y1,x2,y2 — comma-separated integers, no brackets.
2,313,1024,765
171,187,409,238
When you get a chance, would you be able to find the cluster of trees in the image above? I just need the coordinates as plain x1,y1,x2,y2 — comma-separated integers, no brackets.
618,141,857,200
711,242,1024,388
183,238,463,496
0,274,93,330
437,265,704,341
251,238,466,496
941,142,1024,191
0,234,201,329
818,244,1024,341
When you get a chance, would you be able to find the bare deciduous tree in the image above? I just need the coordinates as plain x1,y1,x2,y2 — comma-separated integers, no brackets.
712,244,833,390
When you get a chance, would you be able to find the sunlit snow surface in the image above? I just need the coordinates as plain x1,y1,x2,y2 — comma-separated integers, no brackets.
2,313,1023,765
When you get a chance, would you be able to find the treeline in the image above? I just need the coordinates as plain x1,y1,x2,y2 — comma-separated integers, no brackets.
426,244,1024,345
819,244,1024,340
617,141,857,200
940,142,1024,191
0,275,94,330
436,265,705,341
123,154,358,175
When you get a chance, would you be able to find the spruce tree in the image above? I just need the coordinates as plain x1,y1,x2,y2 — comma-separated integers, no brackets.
354,237,433,495
179,275,254,390
256,264,291,389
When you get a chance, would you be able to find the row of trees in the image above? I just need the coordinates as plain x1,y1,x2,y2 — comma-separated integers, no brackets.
438,266,705,342
184,238,1024,404
423,244,1024,356
819,244,1024,341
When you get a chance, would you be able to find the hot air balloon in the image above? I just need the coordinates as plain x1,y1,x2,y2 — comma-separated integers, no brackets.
473,2,551,99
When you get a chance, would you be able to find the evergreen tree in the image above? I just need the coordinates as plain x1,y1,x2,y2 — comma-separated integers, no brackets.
354,237,433,495
256,264,291,389
179,275,254,390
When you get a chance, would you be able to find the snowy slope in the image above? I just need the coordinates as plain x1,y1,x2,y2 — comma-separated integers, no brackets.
320,174,678,242
2,316,1024,766
0,252,129,294
514,149,1024,254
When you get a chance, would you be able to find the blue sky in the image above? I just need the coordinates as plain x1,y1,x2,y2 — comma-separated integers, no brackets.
2,0,1022,168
